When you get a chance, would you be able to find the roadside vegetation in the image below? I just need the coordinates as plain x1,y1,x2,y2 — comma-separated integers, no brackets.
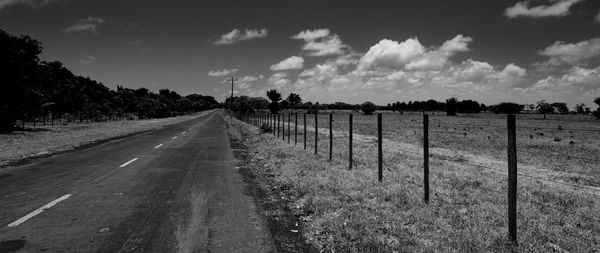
0,29,218,133
227,110,600,252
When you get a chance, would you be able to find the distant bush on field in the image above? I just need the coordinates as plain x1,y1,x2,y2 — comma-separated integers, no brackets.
490,102,524,114
361,102,377,115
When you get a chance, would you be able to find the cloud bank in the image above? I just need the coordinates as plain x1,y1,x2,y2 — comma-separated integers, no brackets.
537,38,600,67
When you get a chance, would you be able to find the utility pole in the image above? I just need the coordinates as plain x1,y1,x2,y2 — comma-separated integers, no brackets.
227,77,238,118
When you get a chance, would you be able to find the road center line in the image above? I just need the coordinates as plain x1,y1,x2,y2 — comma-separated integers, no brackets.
7,194,72,227
154,144,163,149
172,136,178,140
119,158,138,168
182,131,186,134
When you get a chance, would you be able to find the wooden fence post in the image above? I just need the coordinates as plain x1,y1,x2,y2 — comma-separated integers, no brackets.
349,113,353,170
277,114,280,138
423,114,429,204
295,113,298,145
304,113,307,150
378,113,383,182
288,113,291,143
315,112,318,155
273,114,276,136
507,114,518,244
282,113,285,141
329,113,333,161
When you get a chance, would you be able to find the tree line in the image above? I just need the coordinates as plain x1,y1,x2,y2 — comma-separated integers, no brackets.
226,89,600,118
0,29,218,132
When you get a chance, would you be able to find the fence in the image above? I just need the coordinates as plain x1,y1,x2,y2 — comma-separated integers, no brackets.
237,111,599,246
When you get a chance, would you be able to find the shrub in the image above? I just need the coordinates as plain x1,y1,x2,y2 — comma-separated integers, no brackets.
446,97,457,116
361,101,377,115
259,123,273,134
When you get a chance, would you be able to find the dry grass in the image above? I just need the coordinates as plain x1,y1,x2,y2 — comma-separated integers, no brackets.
0,111,212,165
229,112,600,252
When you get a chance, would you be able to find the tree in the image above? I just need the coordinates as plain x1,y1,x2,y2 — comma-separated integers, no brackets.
536,100,554,119
593,97,600,119
457,100,481,113
491,102,523,114
574,103,587,114
286,93,302,109
266,89,282,114
551,102,568,114
446,97,457,116
361,101,377,115
0,29,43,131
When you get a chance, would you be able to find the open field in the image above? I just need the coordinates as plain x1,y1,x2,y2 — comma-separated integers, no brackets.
0,110,213,166
234,111,600,252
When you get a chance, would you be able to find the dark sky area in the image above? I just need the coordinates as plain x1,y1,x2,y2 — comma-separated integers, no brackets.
1,0,599,107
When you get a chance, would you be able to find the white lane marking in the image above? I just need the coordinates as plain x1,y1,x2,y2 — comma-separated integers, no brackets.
7,194,72,227
182,131,186,134
154,144,163,149
172,136,178,140
119,158,138,168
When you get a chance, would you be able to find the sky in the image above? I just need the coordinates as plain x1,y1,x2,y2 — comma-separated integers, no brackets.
1,0,600,108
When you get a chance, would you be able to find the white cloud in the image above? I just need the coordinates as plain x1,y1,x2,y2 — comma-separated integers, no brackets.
208,68,238,77
267,72,291,88
270,56,304,71
237,75,263,89
221,75,264,90
500,63,527,78
80,55,95,64
256,34,586,105
358,35,473,71
0,0,66,10
213,28,267,45
439,34,473,53
358,38,426,70
291,28,330,41
537,38,600,67
61,16,105,34
292,28,348,56
504,0,584,18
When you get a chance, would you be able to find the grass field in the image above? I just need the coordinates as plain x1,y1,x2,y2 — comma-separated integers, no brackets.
0,110,212,166
233,111,600,252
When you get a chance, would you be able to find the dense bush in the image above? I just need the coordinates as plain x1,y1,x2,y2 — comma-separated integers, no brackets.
490,102,524,114
361,101,377,115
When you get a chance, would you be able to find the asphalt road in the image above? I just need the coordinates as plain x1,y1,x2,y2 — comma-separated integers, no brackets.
0,110,273,253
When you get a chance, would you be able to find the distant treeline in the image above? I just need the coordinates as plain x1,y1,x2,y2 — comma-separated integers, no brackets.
225,93,529,115
226,89,600,118
0,29,218,132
